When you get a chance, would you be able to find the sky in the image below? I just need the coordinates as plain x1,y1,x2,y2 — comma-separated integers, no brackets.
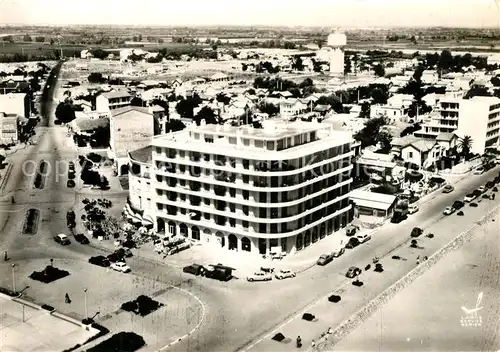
0,0,499,28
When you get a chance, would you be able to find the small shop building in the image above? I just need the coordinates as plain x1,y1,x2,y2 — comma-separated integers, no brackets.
349,189,397,218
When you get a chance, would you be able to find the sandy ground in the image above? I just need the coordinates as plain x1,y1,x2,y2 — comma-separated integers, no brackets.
333,213,500,352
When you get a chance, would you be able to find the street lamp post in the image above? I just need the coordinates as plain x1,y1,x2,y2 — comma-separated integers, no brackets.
84,288,88,319
50,258,54,267
11,264,16,293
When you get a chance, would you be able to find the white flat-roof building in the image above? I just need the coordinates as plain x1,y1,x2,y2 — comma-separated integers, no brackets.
150,120,355,256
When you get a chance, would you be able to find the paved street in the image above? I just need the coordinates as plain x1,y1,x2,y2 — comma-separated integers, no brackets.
333,209,500,352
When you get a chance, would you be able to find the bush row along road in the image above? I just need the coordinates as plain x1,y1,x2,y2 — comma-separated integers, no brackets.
1,60,500,352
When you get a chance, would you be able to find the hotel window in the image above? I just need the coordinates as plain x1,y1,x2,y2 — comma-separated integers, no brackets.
229,137,237,145
203,198,210,205
243,159,250,169
204,183,210,191
242,138,250,146
266,141,275,150
203,153,210,162
243,205,249,215
204,212,210,220
242,220,249,228
243,190,249,200
255,140,264,148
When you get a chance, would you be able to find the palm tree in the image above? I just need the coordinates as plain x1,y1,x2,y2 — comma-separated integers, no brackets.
458,135,473,158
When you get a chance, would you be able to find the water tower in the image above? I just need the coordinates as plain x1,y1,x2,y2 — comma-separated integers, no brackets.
326,31,347,75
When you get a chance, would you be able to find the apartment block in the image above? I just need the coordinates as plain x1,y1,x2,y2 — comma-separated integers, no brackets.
415,96,500,155
150,120,355,257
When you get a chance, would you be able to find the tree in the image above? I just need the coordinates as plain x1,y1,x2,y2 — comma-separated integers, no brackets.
258,102,279,116
88,72,105,84
165,120,186,133
241,63,248,71
458,135,473,157
23,34,32,42
377,131,393,153
55,102,76,123
216,93,231,105
373,64,385,77
292,57,304,71
344,56,352,74
35,36,45,43
194,106,218,125
130,97,144,106
464,86,491,99
359,102,371,118
175,95,202,119
407,100,432,118
491,76,500,87
353,116,388,148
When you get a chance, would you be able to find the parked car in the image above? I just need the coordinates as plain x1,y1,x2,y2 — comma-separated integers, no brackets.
356,233,371,243
408,204,419,214
74,233,90,244
493,187,498,192
345,224,360,236
464,193,477,202
486,181,495,189
182,264,206,276
345,266,362,278
478,185,487,193
443,206,455,215
411,227,423,237
317,253,334,266
117,247,133,257
442,184,454,193
107,251,125,263
474,167,485,175
482,193,491,199
67,180,75,188
332,247,345,257
345,237,360,249
204,265,233,281
391,212,407,223
275,269,296,280
470,202,478,207
247,272,272,282
110,262,131,273
88,255,110,267
453,200,465,210
54,234,71,245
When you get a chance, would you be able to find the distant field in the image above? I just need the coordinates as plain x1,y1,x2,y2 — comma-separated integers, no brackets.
0,42,85,56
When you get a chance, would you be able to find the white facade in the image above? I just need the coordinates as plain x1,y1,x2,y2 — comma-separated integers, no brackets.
455,96,500,154
324,32,346,75
150,120,355,256
416,96,500,155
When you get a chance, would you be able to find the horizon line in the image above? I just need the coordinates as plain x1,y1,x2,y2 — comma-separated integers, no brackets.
0,23,499,30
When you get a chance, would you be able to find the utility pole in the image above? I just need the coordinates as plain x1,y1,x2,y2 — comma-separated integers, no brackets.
11,264,16,293
84,288,88,319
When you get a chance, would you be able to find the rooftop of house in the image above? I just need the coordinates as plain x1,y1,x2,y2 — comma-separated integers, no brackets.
149,105,165,112
391,135,420,147
111,106,153,118
100,90,132,100
436,132,457,142
129,145,153,164
406,139,437,152
72,117,110,132
349,189,397,210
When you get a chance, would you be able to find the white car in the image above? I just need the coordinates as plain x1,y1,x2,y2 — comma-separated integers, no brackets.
464,193,476,202
443,206,455,215
356,233,371,244
275,269,296,280
478,185,487,193
247,272,272,282
474,167,485,175
332,247,345,257
110,262,131,273
408,204,419,214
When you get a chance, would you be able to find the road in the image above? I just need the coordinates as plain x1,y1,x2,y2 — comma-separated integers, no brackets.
1,60,500,352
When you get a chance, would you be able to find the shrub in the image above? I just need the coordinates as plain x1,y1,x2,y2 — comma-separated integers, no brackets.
87,332,145,352
29,266,70,283
121,301,138,312
87,153,102,163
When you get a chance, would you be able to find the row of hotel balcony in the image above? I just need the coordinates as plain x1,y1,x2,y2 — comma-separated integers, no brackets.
155,197,351,234
155,145,350,170
155,183,349,216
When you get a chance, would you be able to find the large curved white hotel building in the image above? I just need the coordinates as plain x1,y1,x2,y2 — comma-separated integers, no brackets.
141,120,354,256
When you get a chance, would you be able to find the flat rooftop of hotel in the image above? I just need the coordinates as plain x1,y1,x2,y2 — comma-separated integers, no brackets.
191,120,323,140
152,120,352,155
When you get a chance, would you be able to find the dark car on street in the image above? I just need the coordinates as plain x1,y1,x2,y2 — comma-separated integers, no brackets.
88,255,110,267
486,181,495,189
204,264,233,281
345,266,362,278
107,251,125,263
74,233,90,244
317,253,334,266
391,212,407,223
411,227,423,237
183,264,206,276
452,200,464,210
345,237,360,249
